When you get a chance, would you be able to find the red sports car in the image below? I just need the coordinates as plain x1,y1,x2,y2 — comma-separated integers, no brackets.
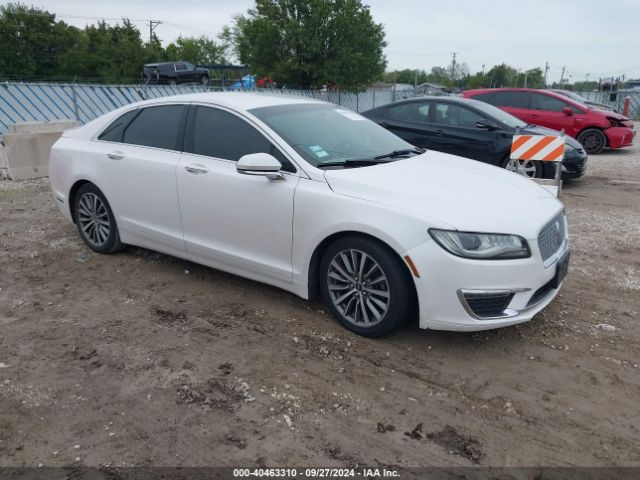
463,88,635,154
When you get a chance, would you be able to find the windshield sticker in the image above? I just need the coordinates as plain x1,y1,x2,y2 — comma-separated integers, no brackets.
335,109,366,121
309,145,330,158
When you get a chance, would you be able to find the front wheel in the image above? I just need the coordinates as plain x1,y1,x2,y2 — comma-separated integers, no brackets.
319,236,415,337
503,157,543,178
577,128,606,154
74,183,123,254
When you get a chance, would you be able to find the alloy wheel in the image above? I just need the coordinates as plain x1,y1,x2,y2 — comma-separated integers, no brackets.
77,192,111,247
505,158,539,178
326,249,390,327
580,132,604,152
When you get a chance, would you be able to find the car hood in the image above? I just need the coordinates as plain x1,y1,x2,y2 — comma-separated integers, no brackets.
323,151,563,239
520,124,583,149
588,108,629,121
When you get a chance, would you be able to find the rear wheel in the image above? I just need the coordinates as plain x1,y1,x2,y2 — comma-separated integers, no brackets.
74,183,123,254
319,236,414,337
577,128,606,154
503,157,543,178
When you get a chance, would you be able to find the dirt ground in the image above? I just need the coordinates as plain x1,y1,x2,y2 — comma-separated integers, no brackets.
1,140,639,470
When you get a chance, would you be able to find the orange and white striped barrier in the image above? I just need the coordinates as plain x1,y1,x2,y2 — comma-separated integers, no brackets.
510,134,565,162
510,134,566,198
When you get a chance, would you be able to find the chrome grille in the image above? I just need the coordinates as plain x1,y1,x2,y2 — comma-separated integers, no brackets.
538,213,566,262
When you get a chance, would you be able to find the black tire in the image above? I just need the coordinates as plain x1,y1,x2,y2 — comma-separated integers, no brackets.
73,183,124,254
577,128,606,155
501,156,543,178
201,75,210,86
319,236,415,337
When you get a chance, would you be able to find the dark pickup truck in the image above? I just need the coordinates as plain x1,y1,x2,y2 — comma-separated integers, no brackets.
142,62,210,86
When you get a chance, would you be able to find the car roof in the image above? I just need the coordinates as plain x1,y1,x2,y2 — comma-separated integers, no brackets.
464,87,585,106
133,91,325,112
379,96,485,107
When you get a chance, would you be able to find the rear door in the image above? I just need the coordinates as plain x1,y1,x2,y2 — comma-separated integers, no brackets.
377,101,433,148
529,92,580,135
429,102,497,163
488,91,531,123
95,104,188,254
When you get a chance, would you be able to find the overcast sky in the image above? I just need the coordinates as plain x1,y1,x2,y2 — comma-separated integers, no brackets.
11,0,640,82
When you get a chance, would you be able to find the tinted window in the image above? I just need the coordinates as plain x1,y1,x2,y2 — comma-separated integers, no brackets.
122,105,186,150
491,91,529,108
98,109,138,142
190,107,295,172
470,92,495,103
530,93,576,112
175,63,186,71
386,102,430,123
434,103,484,127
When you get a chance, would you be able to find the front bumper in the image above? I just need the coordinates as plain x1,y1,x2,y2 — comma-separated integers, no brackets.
405,234,568,332
605,127,635,149
561,148,588,179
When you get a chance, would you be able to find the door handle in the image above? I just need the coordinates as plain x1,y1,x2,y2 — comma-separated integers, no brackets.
530,114,539,118
185,165,209,175
380,121,390,128
107,151,124,160
434,129,445,136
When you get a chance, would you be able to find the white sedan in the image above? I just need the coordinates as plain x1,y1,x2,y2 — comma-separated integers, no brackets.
49,93,569,337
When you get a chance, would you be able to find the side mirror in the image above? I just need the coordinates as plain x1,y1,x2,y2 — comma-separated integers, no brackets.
562,107,573,116
237,153,284,181
476,119,498,131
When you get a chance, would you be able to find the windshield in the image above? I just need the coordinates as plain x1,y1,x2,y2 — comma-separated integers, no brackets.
249,103,413,167
465,98,527,129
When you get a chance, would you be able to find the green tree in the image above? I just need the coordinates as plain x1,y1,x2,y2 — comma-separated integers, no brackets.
227,0,386,90
0,3,79,80
165,35,228,65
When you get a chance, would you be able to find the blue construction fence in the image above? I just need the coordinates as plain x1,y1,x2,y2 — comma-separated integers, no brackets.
0,82,417,134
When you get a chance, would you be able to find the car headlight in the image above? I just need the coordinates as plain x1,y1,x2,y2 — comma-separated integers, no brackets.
429,229,531,259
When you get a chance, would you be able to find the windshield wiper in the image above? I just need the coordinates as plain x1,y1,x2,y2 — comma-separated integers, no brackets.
316,158,395,168
373,148,425,160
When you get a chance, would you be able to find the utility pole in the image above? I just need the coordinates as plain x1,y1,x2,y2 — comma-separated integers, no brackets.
544,61,549,87
559,66,566,89
585,73,590,83
148,20,162,45
481,64,486,75
450,52,458,90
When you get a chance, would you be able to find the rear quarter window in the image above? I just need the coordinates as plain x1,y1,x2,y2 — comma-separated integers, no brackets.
98,109,139,142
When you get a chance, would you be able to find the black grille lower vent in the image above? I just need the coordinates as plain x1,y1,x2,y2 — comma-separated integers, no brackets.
463,292,515,318
527,278,555,307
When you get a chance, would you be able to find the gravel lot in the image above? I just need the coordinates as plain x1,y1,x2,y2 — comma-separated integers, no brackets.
1,138,639,469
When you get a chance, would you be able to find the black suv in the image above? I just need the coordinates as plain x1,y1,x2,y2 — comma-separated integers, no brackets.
142,62,210,86
362,97,587,179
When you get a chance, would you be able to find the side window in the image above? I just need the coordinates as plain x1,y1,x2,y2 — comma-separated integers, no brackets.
386,102,430,123
470,92,495,103
491,91,529,108
530,93,574,112
190,106,296,173
175,63,187,71
98,109,138,142
122,105,186,150
434,103,484,128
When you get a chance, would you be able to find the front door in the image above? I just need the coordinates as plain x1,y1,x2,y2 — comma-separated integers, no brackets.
176,105,299,284
529,93,577,135
429,102,496,163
